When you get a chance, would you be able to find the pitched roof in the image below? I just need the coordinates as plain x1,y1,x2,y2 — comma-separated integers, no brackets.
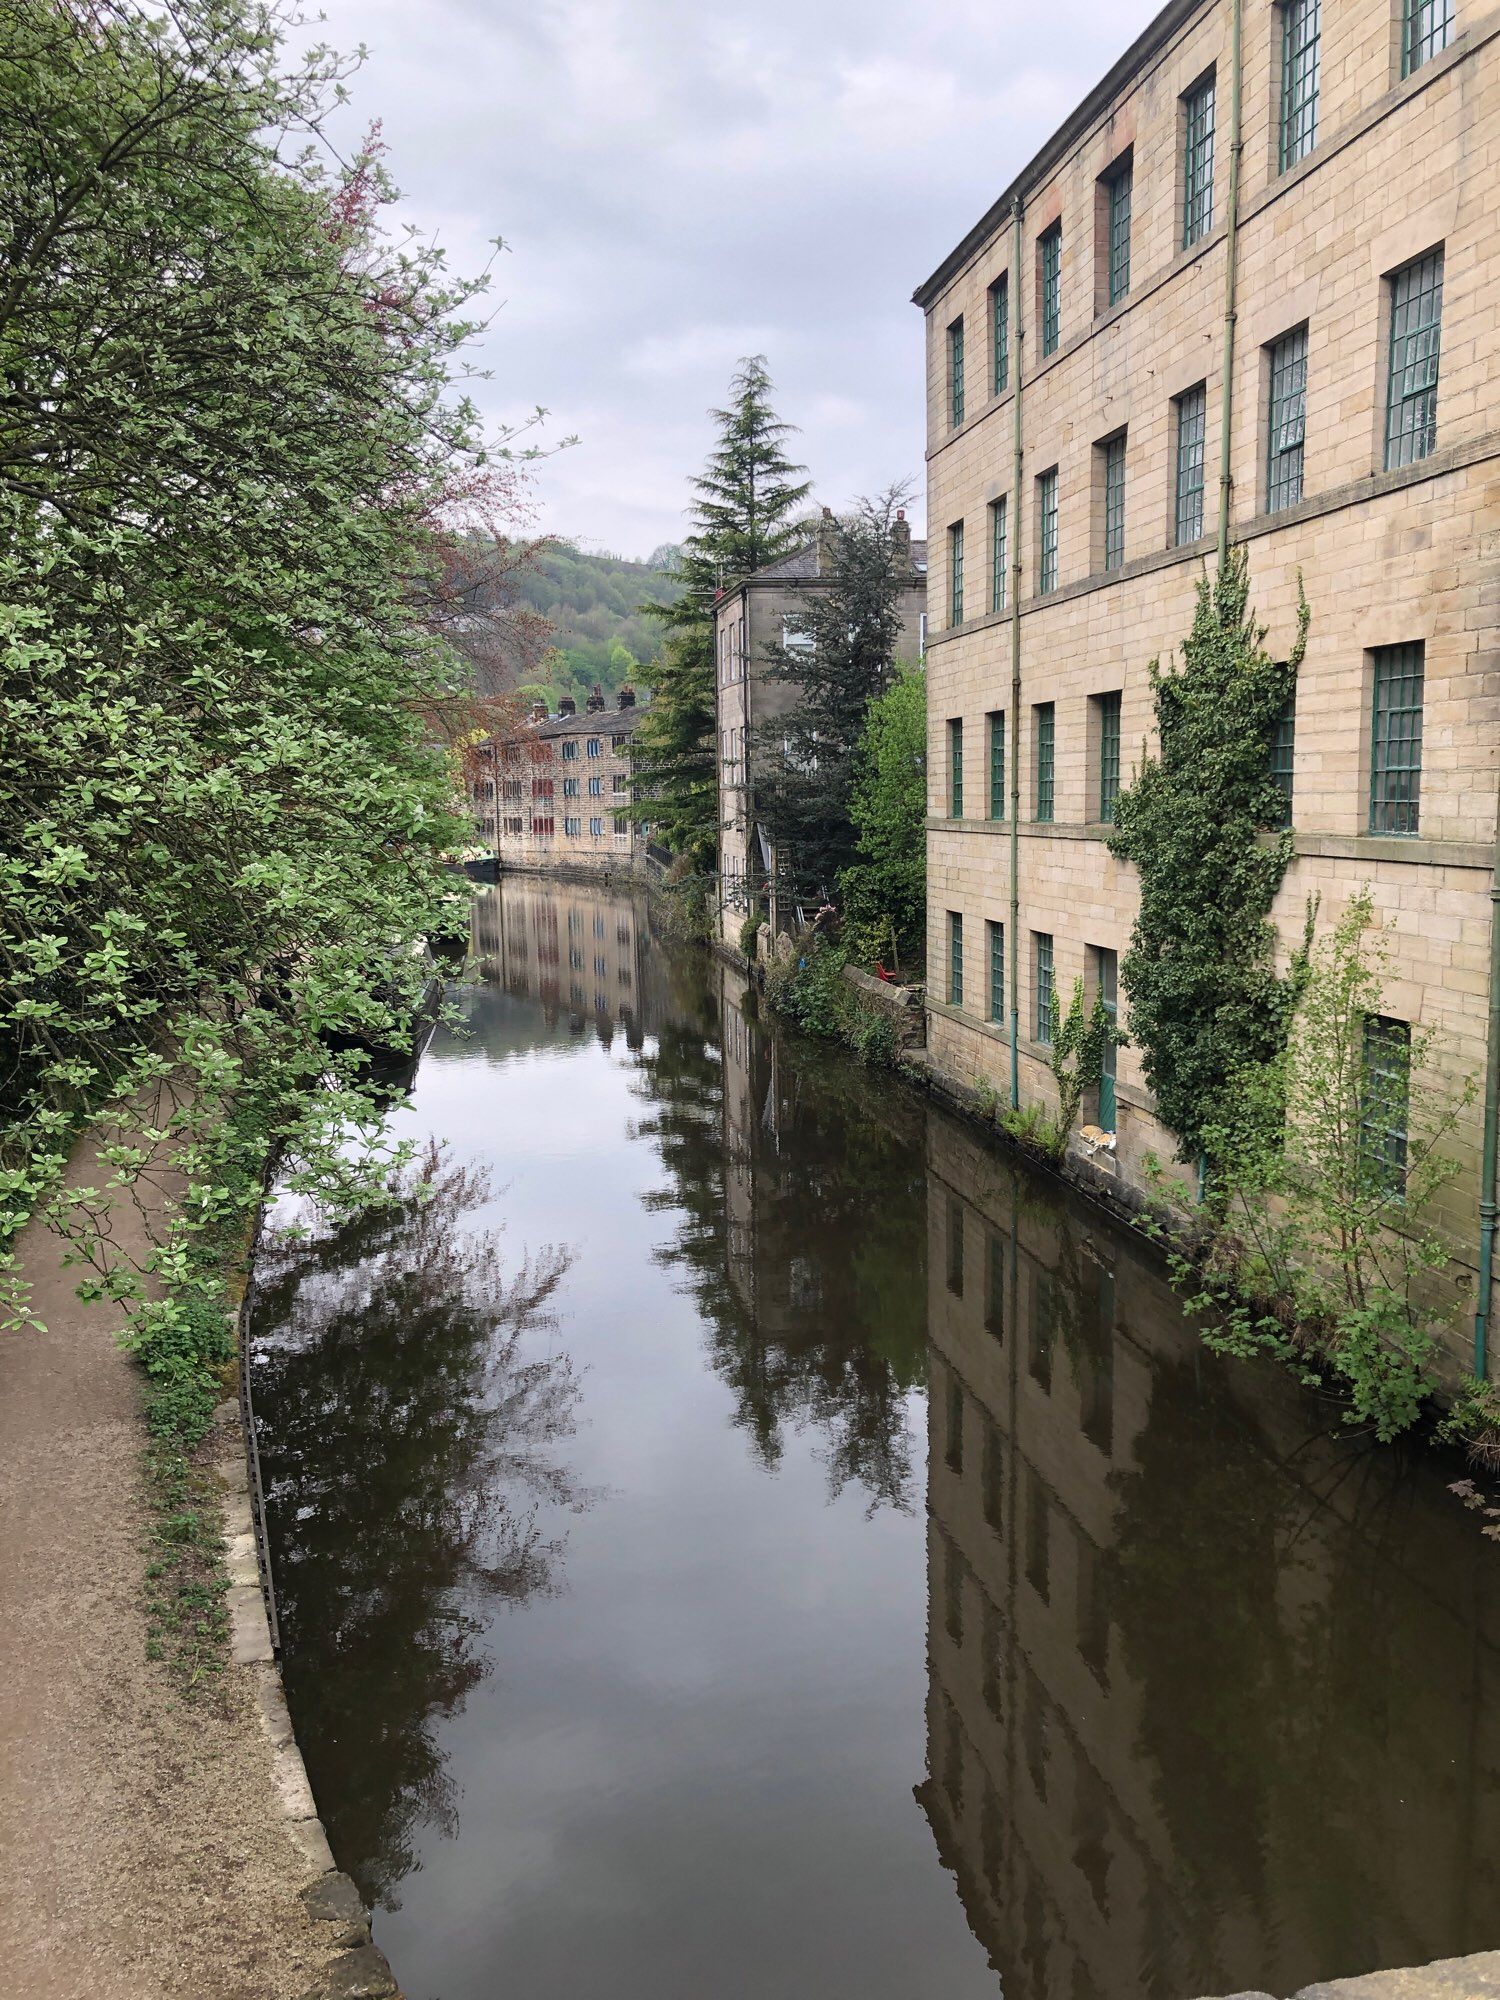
736,538,930,586
533,704,646,740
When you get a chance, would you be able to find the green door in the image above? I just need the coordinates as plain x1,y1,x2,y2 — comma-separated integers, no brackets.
1099,951,1118,1132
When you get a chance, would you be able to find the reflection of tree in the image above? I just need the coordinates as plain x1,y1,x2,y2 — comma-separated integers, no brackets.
253,1143,582,1911
632,975,928,1512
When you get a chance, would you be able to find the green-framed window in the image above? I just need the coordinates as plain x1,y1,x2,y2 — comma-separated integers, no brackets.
1040,224,1061,357
1360,1015,1410,1196
1033,702,1055,823
1096,691,1122,822
948,717,964,818
1385,249,1444,470
1266,325,1308,512
989,496,1009,613
989,274,1010,394
1038,467,1059,594
948,316,966,427
949,911,965,1007
1174,384,1207,545
1102,434,1126,571
1182,74,1216,247
1095,948,1119,1132
1270,691,1296,825
1106,157,1132,306
988,920,1005,1024
1370,642,1424,835
1034,932,1055,1044
949,520,965,625
1403,0,1453,76
1279,0,1321,173
987,709,1006,819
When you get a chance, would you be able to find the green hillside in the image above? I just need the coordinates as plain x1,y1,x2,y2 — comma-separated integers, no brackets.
517,541,681,705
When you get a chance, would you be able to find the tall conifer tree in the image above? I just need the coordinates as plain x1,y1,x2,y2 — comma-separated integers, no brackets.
630,357,809,864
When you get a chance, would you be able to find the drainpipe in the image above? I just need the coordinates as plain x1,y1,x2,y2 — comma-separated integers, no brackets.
1008,192,1025,1110
1475,814,1500,1381
1216,0,1245,569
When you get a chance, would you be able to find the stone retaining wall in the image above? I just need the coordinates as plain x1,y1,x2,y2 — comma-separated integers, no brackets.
841,965,926,1050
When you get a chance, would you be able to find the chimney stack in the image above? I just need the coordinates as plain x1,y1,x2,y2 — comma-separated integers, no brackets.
617,685,636,709
557,695,577,717
815,504,838,575
585,682,606,714
530,701,548,722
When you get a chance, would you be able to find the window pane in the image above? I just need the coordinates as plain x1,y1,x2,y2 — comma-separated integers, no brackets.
1034,704,1055,822
1270,691,1296,825
949,911,965,1007
949,717,964,819
988,920,1005,1024
990,276,1010,393
1266,325,1308,512
1360,1015,1410,1196
1097,691,1122,822
1280,0,1321,172
1404,0,1453,76
949,316,966,427
1041,226,1061,356
1103,435,1126,571
1385,249,1444,469
1108,161,1132,305
1183,76,1216,247
988,710,1006,819
949,521,966,625
990,497,1008,612
1369,642,1424,834
1175,385,1207,545
1039,469,1059,594
1035,933,1054,1044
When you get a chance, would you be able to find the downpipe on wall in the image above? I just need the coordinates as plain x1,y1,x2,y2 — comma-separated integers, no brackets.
1009,191,1025,1111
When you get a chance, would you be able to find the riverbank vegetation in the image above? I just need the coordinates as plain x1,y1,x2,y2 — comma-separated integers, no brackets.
1,2,525,1479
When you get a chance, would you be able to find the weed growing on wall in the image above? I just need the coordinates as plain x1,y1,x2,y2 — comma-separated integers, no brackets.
1109,551,1309,1170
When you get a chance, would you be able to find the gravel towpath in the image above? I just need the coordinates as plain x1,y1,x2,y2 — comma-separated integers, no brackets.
0,1143,340,2000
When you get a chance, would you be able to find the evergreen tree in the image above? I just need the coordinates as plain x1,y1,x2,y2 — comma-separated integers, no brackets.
630,357,809,865
756,485,915,904
838,665,927,970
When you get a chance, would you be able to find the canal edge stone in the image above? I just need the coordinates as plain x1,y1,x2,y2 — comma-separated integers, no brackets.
218,1226,405,2000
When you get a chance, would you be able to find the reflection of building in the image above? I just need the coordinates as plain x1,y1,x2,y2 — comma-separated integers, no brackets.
470,878,653,1049
920,1113,1500,2000
915,0,1500,1366
468,686,649,879
712,510,926,943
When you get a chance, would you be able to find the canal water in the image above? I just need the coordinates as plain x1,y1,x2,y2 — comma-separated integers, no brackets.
253,877,1500,2000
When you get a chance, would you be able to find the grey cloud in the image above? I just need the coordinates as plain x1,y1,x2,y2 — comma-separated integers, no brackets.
305,0,1161,555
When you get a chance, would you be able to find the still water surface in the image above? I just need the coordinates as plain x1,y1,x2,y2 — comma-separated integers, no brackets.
253,878,1500,2000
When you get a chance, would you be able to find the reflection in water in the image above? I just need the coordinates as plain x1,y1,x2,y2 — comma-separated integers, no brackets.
255,880,1500,1999
636,966,928,1511
920,1115,1500,2000
254,1143,582,1910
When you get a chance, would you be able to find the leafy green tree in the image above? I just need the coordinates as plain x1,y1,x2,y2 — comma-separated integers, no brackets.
630,357,809,865
1108,551,1309,1169
839,665,926,971
0,2,529,1356
757,484,914,902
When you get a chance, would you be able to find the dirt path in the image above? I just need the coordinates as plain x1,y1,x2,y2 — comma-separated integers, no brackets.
0,1142,344,2000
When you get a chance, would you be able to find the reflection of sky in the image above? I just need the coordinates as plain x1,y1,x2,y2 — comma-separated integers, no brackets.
374,1020,997,1999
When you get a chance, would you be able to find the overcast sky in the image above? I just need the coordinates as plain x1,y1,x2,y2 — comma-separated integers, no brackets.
302,0,1161,559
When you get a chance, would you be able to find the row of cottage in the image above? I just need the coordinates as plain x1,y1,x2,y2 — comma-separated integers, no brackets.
472,0,1499,1381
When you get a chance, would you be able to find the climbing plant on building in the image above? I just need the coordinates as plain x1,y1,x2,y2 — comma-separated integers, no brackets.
1107,550,1310,1179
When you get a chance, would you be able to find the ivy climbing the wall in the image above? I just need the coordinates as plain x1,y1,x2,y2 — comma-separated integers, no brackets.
1108,550,1309,1175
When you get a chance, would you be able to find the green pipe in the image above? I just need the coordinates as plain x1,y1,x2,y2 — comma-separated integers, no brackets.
1217,0,1244,569
1474,842,1500,1381
1009,191,1025,1110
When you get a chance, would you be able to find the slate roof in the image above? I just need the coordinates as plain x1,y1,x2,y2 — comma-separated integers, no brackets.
532,703,646,740
744,537,929,584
